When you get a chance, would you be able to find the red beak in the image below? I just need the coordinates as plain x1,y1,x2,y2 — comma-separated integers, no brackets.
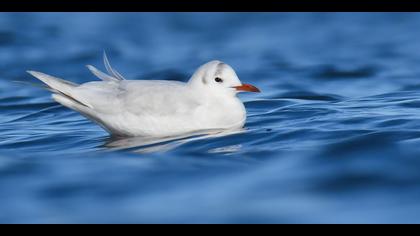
234,83,261,93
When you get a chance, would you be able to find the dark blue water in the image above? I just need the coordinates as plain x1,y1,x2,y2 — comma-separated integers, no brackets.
2,13,420,223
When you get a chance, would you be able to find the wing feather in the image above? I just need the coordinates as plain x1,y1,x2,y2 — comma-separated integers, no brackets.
86,65,118,82
103,51,126,81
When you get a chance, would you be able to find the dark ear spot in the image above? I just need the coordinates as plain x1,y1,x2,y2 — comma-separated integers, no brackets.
215,62,226,75
202,77,207,84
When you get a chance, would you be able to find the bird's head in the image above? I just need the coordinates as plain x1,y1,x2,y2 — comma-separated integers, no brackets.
188,60,260,96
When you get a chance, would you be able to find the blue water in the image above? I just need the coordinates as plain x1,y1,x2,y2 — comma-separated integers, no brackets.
2,13,420,223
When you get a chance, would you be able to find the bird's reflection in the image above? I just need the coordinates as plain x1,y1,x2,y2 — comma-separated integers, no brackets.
102,128,245,153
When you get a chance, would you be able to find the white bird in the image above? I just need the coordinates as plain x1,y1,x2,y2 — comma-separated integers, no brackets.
27,54,260,137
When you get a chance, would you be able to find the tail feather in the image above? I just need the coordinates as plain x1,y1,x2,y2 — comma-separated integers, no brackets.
27,71,93,109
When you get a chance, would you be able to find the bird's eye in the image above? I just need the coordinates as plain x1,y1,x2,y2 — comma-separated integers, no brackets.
215,77,223,83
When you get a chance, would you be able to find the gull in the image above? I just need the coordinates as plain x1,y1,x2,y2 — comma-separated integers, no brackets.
27,53,260,137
